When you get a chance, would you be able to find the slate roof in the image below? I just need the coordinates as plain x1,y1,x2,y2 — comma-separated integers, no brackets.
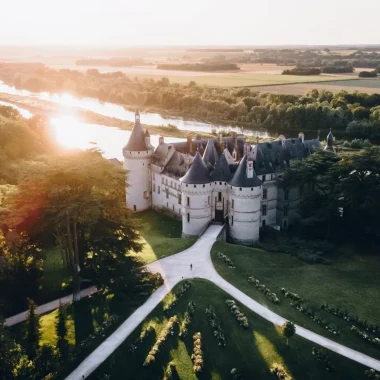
229,154,262,188
203,140,219,167
123,112,147,152
180,152,211,184
210,152,232,182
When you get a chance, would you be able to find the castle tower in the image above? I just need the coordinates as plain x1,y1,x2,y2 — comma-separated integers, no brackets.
229,154,262,245
180,152,212,237
324,129,334,151
123,110,153,212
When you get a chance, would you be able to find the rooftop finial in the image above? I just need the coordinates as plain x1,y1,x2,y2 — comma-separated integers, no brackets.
135,109,140,122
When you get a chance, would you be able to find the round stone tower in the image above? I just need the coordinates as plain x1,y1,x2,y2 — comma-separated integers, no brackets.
180,152,212,237
228,154,262,245
123,110,153,212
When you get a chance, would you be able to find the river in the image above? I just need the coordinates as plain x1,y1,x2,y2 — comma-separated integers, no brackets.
0,81,270,159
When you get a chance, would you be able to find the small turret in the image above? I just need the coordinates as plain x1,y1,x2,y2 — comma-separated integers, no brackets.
325,129,334,151
144,129,151,148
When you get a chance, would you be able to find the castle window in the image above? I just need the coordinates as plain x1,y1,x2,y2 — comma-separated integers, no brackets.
219,182,222,185
231,216,234,226
208,196,210,205
187,213,190,222
133,205,136,211
143,163,144,166
166,179,168,185
158,186,160,194
218,192,222,202
283,220,287,229
178,193,182,204
262,205,267,216
153,183,156,192
166,188,169,199
171,181,173,187
187,197,190,206
162,177,164,184
284,190,289,201
153,172,155,180
194,185,196,188
173,205,174,211
215,182,217,184
232,199,234,209
284,205,289,217
262,220,266,227
203,185,205,188
263,188,267,199
262,175,266,182
251,188,253,191
167,202,168,207
239,188,242,191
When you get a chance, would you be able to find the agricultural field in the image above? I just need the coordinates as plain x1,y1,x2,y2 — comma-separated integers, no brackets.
90,279,367,380
211,242,380,360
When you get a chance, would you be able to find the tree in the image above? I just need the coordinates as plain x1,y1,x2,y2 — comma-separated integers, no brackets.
25,299,40,358
281,321,296,347
56,302,69,363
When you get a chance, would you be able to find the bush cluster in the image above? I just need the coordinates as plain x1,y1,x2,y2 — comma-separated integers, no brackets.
143,315,178,366
163,361,177,380
281,288,304,303
206,305,227,346
291,301,340,335
225,300,249,328
163,281,192,314
230,367,244,379
128,325,155,353
342,138,372,149
351,326,380,348
321,303,380,335
270,363,290,379
248,276,280,304
191,332,204,374
217,252,235,268
179,301,196,339
311,346,333,372
365,368,380,379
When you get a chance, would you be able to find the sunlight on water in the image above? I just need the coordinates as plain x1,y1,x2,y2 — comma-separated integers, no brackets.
0,81,269,137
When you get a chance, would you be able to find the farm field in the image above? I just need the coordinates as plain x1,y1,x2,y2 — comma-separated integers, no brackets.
91,279,367,380
211,242,380,359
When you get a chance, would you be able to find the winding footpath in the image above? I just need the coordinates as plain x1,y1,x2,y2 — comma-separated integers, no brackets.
64,224,380,379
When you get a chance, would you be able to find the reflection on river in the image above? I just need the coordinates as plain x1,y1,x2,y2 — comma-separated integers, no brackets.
0,81,269,137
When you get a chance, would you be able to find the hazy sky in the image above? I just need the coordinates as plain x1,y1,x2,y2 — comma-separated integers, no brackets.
0,0,378,46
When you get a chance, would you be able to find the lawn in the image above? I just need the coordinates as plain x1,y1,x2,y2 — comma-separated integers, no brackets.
130,209,196,264
211,242,380,359
91,279,366,380
321,78,380,89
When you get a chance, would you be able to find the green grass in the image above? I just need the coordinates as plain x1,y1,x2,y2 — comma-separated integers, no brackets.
130,210,196,264
211,242,380,359
321,78,380,88
91,279,366,380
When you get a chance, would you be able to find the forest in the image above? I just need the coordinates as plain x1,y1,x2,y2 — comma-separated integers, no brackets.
1,63,380,140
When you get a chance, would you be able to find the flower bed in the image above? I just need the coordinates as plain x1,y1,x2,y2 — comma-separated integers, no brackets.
217,252,235,268
290,301,340,335
191,332,204,375
128,325,155,353
281,287,304,303
321,303,380,336
247,276,280,304
163,281,192,314
179,301,196,339
206,305,227,347
351,326,380,348
312,346,333,372
143,315,179,366
225,300,249,329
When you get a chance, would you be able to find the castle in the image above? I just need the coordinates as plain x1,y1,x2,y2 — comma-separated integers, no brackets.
123,111,322,245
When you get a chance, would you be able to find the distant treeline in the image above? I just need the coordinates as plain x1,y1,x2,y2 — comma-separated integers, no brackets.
359,70,378,78
3,63,380,141
157,63,240,71
186,48,243,52
321,65,354,73
76,58,145,67
282,67,321,75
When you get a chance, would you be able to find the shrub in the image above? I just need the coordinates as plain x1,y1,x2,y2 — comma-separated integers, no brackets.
217,252,235,268
359,70,377,78
312,346,333,372
248,276,280,304
351,326,380,348
163,361,177,380
225,299,249,328
206,305,227,347
179,301,196,339
230,367,244,379
191,332,204,375
365,368,380,379
143,316,178,366
128,325,155,353
270,363,290,379
281,288,303,303
163,281,192,314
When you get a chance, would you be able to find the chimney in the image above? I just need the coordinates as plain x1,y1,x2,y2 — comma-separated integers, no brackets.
246,160,254,178
298,132,305,143
232,132,239,161
159,136,164,144
187,136,193,153
144,129,150,147
218,133,223,145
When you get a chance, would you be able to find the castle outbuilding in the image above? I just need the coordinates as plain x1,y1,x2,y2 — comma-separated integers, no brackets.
123,111,322,245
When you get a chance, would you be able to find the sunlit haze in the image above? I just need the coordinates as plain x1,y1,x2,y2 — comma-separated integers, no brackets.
1,0,379,46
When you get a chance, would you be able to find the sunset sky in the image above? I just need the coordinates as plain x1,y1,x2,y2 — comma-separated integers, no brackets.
0,0,378,46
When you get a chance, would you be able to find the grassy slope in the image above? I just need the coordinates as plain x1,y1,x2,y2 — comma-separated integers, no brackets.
211,241,380,359
91,279,365,380
130,210,196,264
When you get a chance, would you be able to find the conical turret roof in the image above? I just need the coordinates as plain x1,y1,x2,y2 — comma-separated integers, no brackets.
210,152,232,182
123,110,147,152
180,152,211,184
229,154,262,187
203,140,219,167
